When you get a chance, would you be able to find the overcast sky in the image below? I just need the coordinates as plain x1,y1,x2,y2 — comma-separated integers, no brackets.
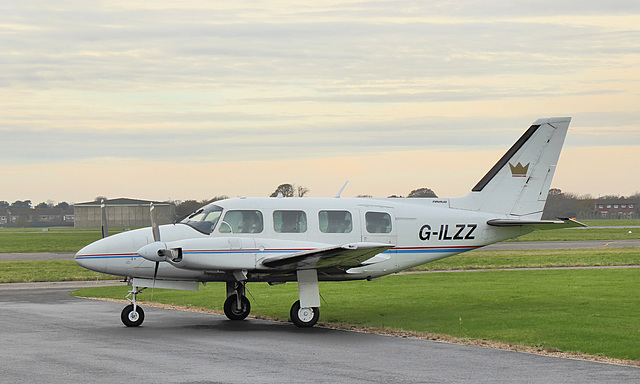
1,1,639,204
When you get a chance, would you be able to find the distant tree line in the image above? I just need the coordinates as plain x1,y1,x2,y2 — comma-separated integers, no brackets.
389,187,438,198
4,185,638,226
542,189,640,220
0,200,74,228
0,200,70,210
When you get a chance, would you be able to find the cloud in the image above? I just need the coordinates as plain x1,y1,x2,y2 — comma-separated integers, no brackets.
4,3,639,91
1,1,639,201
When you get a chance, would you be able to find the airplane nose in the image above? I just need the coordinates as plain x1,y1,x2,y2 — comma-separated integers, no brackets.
75,242,108,273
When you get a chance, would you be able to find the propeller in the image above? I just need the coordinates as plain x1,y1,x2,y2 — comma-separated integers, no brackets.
100,199,109,238
149,202,163,299
136,203,182,280
150,203,162,281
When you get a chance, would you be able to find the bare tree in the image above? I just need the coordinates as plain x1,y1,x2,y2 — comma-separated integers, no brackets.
297,185,309,197
270,183,309,197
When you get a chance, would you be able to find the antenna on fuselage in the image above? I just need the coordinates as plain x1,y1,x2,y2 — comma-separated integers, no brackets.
334,181,349,198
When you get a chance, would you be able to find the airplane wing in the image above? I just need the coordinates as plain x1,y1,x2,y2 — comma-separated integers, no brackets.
487,217,586,230
259,242,393,271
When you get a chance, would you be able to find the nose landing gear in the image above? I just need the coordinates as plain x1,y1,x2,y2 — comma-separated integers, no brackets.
121,286,146,327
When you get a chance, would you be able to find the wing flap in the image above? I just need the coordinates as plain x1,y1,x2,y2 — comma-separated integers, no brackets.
487,217,586,230
260,242,393,270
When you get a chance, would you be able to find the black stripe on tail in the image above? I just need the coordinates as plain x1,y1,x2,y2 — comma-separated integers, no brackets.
471,124,541,192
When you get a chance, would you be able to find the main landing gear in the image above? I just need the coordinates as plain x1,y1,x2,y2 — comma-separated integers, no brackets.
224,281,251,320
290,300,319,328
223,282,320,327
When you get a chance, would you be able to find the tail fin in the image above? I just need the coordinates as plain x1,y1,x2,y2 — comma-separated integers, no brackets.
450,117,571,219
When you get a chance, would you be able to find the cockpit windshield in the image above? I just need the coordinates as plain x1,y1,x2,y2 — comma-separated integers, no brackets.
181,205,223,234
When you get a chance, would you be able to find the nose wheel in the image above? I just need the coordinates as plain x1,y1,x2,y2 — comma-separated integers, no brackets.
290,300,319,328
121,304,145,327
121,285,146,327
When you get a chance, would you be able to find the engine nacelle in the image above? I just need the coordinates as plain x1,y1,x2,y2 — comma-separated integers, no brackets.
163,237,257,271
136,242,168,262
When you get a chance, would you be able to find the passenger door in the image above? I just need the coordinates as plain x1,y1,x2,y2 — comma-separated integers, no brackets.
359,207,397,245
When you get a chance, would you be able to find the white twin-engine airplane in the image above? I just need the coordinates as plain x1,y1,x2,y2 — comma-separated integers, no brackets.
76,117,584,328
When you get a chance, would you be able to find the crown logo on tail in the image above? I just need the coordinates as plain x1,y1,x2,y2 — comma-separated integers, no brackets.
509,162,529,177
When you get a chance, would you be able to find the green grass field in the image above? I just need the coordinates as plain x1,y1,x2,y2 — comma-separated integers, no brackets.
0,232,101,253
512,226,640,242
579,219,640,226
0,260,118,283
414,247,640,270
0,227,132,253
72,268,640,361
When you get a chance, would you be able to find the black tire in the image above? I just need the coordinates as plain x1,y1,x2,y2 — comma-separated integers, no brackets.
121,304,145,327
290,300,319,328
223,295,251,320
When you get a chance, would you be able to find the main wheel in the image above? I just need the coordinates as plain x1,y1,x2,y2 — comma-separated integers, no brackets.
121,304,145,327
290,300,319,328
223,295,251,320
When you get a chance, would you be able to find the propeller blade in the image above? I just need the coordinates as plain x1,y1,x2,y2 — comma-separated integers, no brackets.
150,202,161,242
100,199,109,238
149,202,162,300
150,260,160,300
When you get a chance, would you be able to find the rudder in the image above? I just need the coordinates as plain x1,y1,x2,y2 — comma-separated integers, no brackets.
449,117,571,219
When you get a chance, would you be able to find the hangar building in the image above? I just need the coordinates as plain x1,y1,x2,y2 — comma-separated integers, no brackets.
74,198,176,228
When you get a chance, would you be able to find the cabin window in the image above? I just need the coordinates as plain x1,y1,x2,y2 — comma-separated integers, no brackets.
273,210,307,233
319,210,352,233
219,210,263,234
365,212,392,233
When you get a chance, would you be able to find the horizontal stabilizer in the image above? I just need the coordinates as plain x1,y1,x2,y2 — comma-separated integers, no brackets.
487,217,586,230
260,242,393,270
